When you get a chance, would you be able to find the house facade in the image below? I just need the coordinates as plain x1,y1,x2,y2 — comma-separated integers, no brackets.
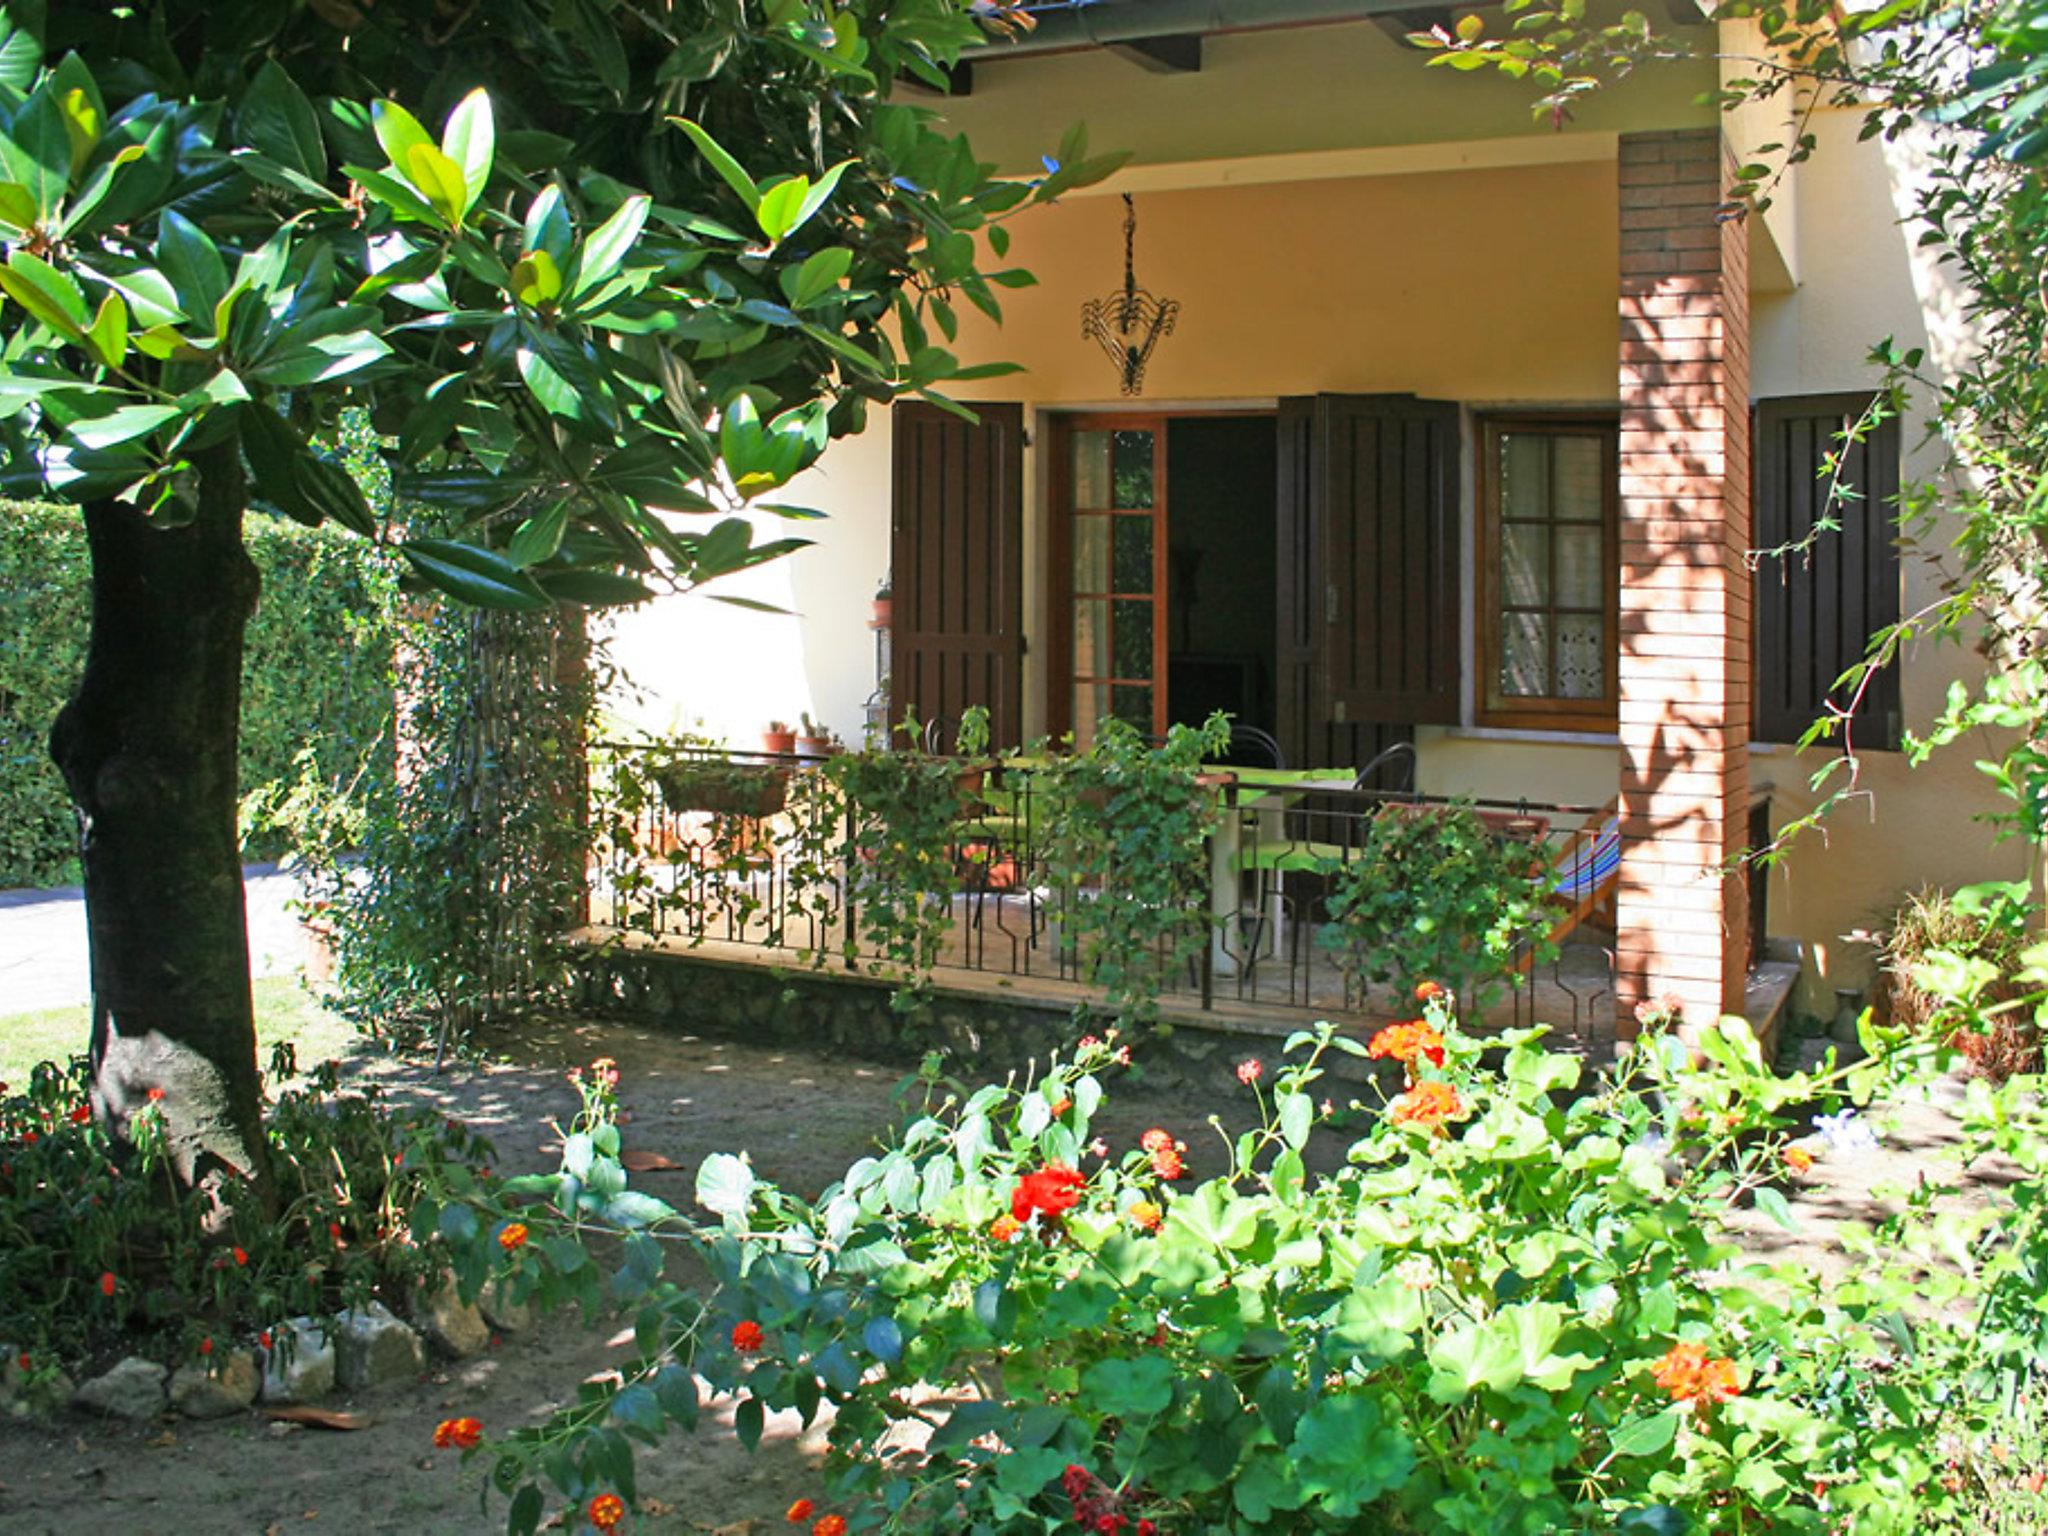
610,1,2020,1029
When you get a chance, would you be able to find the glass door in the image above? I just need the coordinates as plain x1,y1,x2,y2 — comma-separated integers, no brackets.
1064,419,1167,745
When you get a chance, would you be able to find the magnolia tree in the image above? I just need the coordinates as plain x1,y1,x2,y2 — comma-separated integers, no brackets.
0,0,1119,1196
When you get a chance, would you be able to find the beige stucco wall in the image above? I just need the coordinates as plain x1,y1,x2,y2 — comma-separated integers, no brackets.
607,19,2017,1018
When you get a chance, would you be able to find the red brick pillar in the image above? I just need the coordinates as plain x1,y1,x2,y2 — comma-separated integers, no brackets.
1615,129,1752,1034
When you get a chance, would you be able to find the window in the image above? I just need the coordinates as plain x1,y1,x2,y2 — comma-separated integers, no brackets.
1752,394,1902,750
1477,416,1619,729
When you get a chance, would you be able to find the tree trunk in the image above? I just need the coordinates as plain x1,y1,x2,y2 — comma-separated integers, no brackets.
49,441,270,1199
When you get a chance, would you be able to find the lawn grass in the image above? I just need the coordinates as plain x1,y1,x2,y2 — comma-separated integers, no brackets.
0,976,356,1086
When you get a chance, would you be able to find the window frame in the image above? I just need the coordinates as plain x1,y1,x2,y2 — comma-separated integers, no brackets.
1474,412,1621,731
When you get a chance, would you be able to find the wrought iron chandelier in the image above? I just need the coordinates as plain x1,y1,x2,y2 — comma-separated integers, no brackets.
1080,194,1179,396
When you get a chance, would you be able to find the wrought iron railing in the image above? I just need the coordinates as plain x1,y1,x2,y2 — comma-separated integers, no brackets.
584,742,1616,1032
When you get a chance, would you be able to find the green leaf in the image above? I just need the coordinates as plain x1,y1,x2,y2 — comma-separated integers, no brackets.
1288,1395,1415,1514
404,143,470,225
1080,1355,1173,1419
1753,1185,1799,1232
602,1191,676,1229
695,1151,755,1218
0,180,36,231
401,537,551,611
787,245,852,307
508,1484,544,1536
534,569,655,606
670,118,761,211
0,251,86,336
1608,1405,1683,1459
511,249,564,307
239,61,326,181
862,1317,903,1364
572,194,650,298
371,99,434,174
508,502,568,567
3,90,71,220
157,209,228,318
733,1395,764,1452
67,402,182,450
1278,1091,1314,1150
439,87,494,206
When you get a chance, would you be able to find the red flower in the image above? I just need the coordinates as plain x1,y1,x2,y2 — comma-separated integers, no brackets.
69,1103,91,1124
1139,1128,1173,1154
1235,1058,1263,1085
498,1222,529,1253
812,1517,846,1536
232,1247,249,1267
258,1330,272,1350
1148,1145,1185,1181
786,1500,815,1523
1366,1021,1446,1069
731,1319,766,1354
328,1221,344,1242
434,1416,483,1449
1009,1163,1085,1223
98,1271,116,1297
1415,979,1446,1002
17,1352,31,1371
989,1214,1023,1243
199,1338,214,1356
587,1492,626,1530
146,1087,165,1103
1390,1081,1465,1130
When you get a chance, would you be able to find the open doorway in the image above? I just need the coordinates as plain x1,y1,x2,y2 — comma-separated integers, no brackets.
1051,411,1279,755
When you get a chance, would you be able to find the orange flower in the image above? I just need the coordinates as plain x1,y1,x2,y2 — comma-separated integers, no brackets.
731,1320,765,1354
1139,1128,1173,1154
1149,1145,1185,1180
588,1492,626,1530
1129,1200,1162,1233
1783,1145,1815,1174
99,1271,116,1297
813,1517,847,1536
786,1499,815,1523
1010,1163,1085,1223
1367,1021,1446,1069
1390,1081,1465,1129
232,1247,249,1267
1049,1096,1072,1118
146,1087,165,1102
498,1222,530,1252
989,1214,1023,1243
1415,980,1446,1003
433,1416,483,1449
1650,1341,1741,1410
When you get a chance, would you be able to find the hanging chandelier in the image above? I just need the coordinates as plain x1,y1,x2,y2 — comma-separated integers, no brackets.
1080,193,1179,396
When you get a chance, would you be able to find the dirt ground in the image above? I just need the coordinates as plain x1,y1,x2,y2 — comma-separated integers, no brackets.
0,1013,2019,1535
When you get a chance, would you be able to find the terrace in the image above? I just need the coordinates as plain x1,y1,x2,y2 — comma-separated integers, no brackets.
580,737,1687,1053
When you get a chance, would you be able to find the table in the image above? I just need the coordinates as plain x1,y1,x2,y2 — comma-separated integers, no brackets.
1206,768,1356,979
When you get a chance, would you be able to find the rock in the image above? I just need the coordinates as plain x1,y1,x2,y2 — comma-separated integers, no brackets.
170,1349,260,1419
479,1280,534,1334
72,1356,168,1421
335,1302,425,1390
260,1318,336,1404
413,1276,491,1359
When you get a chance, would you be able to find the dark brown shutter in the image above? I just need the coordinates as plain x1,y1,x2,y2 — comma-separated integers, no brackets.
1276,394,1460,782
889,400,1025,751
1752,393,1901,750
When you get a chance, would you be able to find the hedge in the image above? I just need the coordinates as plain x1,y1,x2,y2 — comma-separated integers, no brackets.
0,500,399,888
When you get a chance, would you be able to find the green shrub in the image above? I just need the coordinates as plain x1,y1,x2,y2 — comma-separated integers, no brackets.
0,1050,489,1371
436,1003,2047,1535
0,499,399,887
1875,883,2040,1079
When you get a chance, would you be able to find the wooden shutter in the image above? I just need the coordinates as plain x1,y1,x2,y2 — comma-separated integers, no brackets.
890,401,1026,751
1753,394,1901,750
1276,394,1460,782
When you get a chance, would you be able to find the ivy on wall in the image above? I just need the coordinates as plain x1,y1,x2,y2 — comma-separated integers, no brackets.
0,500,400,888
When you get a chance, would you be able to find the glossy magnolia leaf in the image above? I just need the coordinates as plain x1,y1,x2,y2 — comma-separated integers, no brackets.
439,88,494,207
404,143,470,225
670,118,760,211
571,193,650,299
238,61,326,181
157,208,228,318
533,569,655,607
784,245,852,307
507,501,568,567
67,402,182,450
0,14,40,94
370,99,433,174
0,180,35,231
2,90,69,222
0,251,86,336
401,537,550,611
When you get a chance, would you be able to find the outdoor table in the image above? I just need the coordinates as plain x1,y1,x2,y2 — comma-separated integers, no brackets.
1205,767,1355,979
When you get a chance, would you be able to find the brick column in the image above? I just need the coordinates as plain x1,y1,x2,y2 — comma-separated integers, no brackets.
1615,129,1752,1033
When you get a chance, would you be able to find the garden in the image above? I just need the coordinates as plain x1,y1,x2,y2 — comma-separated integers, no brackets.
3,0,2048,1532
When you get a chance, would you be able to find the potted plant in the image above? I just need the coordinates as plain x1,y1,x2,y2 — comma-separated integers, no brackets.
796,713,837,760
871,579,891,629
761,719,797,756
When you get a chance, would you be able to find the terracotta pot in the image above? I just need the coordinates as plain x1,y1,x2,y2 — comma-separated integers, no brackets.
654,764,789,818
796,735,836,760
760,729,797,756
871,598,892,629
301,917,337,990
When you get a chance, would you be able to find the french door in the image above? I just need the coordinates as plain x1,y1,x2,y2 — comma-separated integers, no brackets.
1051,415,1170,744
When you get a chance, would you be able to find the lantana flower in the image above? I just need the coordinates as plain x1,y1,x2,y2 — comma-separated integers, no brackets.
1010,1163,1085,1223
1650,1341,1741,1411
1390,1081,1465,1130
731,1320,766,1353
587,1492,626,1530
786,1499,815,1523
1367,1021,1446,1070
1235,1058,1263,1085
433,1416,483,1449
1128,1200,1163,1233
498,1222,530,1252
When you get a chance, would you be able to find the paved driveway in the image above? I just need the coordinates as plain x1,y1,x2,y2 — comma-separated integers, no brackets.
0,864,309,1015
